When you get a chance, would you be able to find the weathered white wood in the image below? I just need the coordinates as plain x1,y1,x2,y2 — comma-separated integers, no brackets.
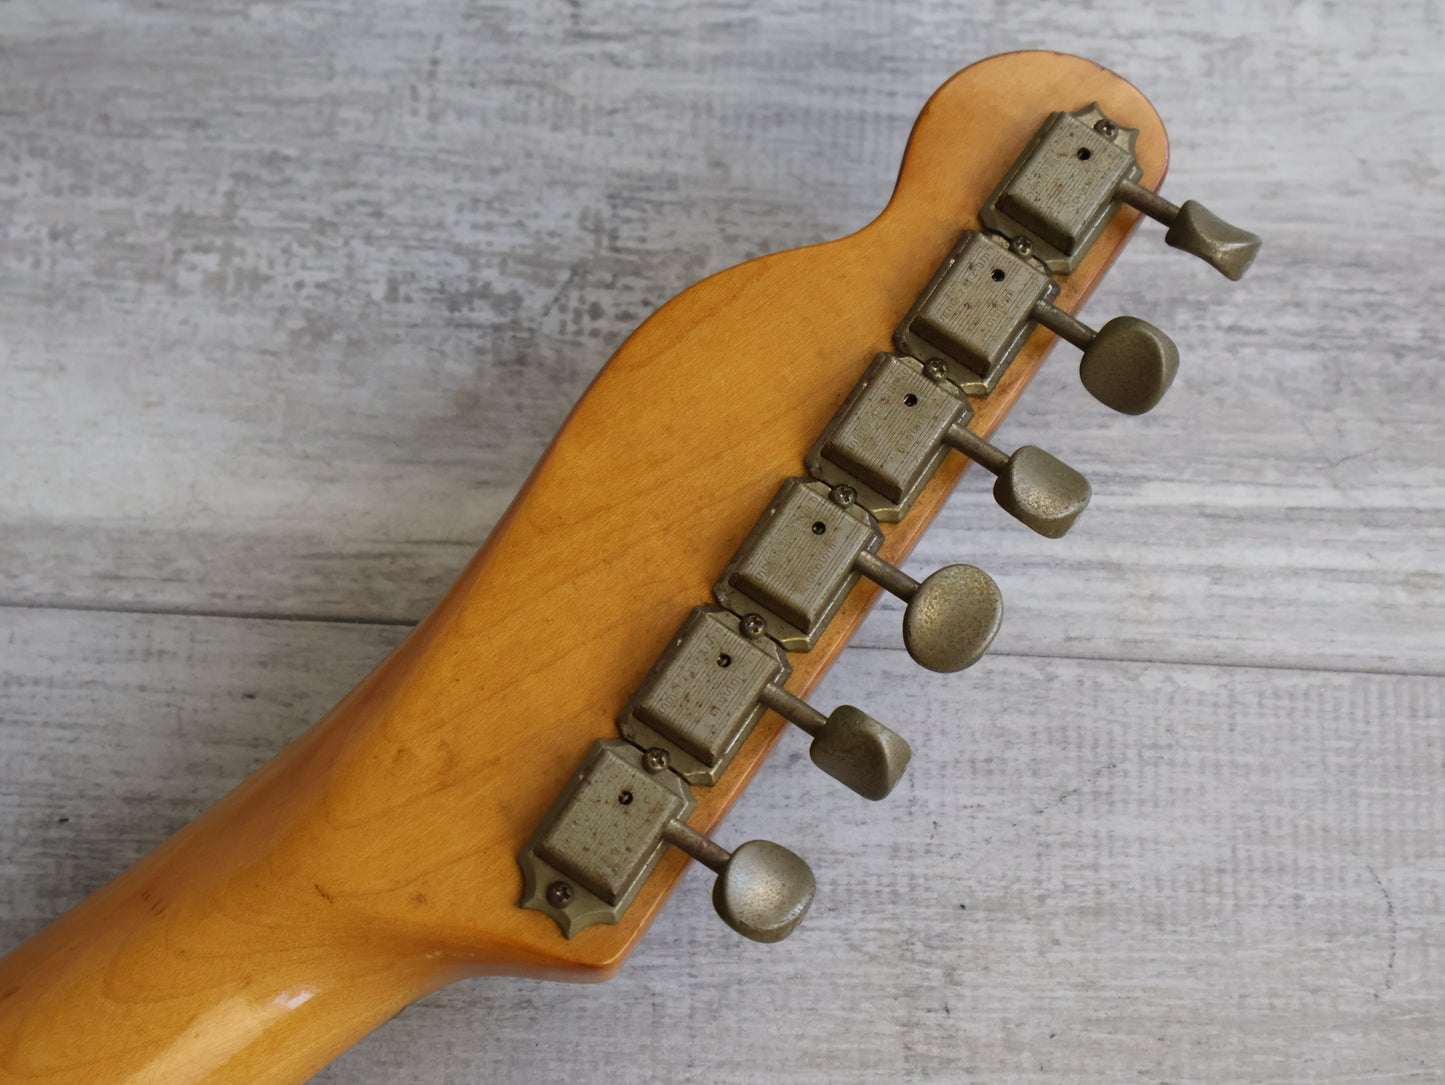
2,0,1443,1082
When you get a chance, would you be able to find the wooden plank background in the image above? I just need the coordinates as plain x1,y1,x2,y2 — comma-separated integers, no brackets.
1,1,1441,1081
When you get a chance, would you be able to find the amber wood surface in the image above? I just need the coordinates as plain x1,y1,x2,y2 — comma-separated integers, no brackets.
0,53,1165,1084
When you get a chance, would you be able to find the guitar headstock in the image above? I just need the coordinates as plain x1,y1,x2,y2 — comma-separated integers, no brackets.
0,56,1260,1029
0,50,1273,1085
406,49,1251,974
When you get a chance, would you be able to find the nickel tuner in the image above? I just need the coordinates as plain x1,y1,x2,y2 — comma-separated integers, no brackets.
808,352,1090,534
620,607,910,798
715,478,1003,672
945,423,1091,539
980,101,1261,279
852,551,1002,674
1029,302,1179,416
896,230,1178,412
1113,179,1261,281
519,739,813,941
661,820,815,943
756,685,909,800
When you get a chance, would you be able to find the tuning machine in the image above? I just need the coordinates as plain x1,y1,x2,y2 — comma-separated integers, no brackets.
520,740,814,942
715,478,1002,673
897,230,1178,414
621,607,909,798
980,102,1261,280
808,352,1090,534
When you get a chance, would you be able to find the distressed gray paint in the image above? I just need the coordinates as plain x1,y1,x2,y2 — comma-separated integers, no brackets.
1,1,1442,1082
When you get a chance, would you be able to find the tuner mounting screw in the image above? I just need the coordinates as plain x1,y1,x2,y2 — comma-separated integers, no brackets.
831,484,857,507
739,613,767,638
642,747,670,774
1094,118,1118,138
1010,235,1033,257
924,359,949,382
545,881,573,908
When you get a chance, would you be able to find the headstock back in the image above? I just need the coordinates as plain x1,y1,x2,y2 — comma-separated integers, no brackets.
0,50,1180,1085
429,49,1169,973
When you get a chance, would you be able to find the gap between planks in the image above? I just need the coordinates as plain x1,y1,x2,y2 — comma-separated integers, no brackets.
2,600,1439,682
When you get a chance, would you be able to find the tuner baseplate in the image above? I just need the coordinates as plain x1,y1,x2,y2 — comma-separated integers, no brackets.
519,740,695,938
619,607,789,784
979,102,1142,274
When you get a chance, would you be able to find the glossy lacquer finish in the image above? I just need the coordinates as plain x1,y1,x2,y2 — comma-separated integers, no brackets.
0,52,1166,1085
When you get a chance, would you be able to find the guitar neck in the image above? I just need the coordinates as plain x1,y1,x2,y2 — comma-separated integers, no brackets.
0,53,1169,1083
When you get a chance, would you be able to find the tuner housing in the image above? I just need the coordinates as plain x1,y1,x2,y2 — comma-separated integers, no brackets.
979,102,1142,274
619,607,790,785
895,230,1059,396
519,740,695,938
807,352,968,523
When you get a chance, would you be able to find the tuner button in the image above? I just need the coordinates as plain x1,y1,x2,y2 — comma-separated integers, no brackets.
807,705,911,801
756,683,911,800
1077,315,1179,416
1031,299,1179,416
902,564,1004,673
995,445,1092,538
853,551,1003,672
662,821,815,943
713,841,816,944
944,423,1091,537
1116,180,1262,281
1166,200,1262,281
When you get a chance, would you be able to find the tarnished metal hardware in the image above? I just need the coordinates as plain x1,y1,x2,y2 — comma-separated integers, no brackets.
856,553,1004,673
945,424,1091,539
714,478,880,651
620,607,787,784
806,352,957,521
620,606,911,798
807,352,1091,534
981,102,1260,279
896,231,1056,396
518,97,1266,945
519,739,814,942
715,478,1003,671
897,230,1179,412
1126,189,1261,281
772,698,910,801
663,822,815,943
1065,312,1178,415
519,739,694,938
980,103,1140,274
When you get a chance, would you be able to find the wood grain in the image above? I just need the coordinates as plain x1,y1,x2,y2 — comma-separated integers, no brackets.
1,2,1441,1083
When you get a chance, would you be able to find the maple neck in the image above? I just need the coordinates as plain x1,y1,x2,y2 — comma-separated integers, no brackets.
0,52,1166,1084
